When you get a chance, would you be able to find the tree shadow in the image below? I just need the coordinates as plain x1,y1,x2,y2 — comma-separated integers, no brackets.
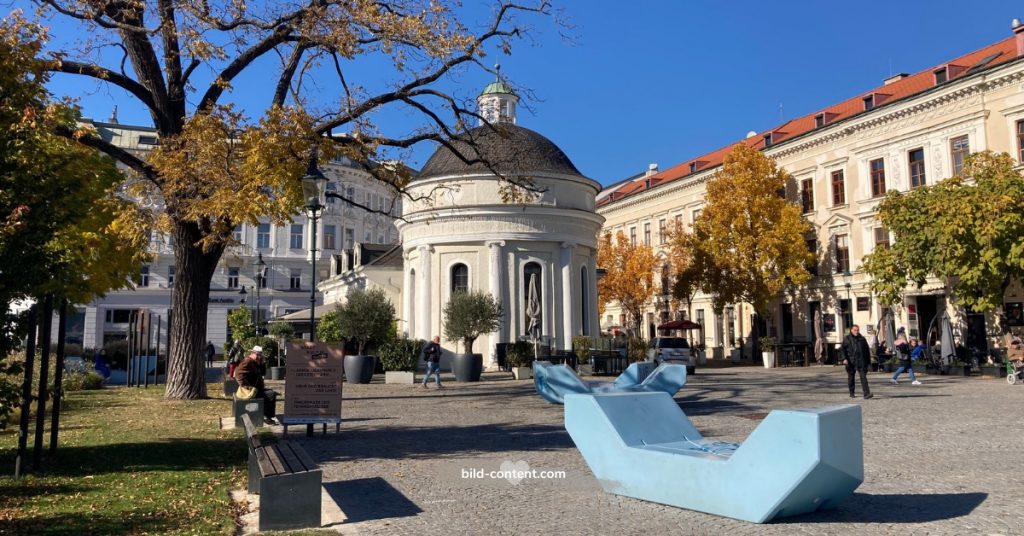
782,492,987,524
304,422,573,462
0,509,176,535
323,477,423,524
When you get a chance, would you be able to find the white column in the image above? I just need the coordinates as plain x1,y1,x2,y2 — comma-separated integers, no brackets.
560,243,575,351
588,252,599,338
418,245,432,341
402,252,414,338
487,241,505,369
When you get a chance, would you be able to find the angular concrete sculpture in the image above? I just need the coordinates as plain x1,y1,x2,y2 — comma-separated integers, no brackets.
564,391,863,523
533,361,686,404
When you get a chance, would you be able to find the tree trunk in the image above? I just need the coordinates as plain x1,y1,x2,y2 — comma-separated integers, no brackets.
164,220,225,400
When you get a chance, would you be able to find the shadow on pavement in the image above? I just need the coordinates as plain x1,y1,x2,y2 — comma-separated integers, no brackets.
784,492,987,524
324,477,423,523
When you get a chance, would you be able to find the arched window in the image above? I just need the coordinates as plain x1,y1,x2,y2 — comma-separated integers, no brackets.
580,267,589,336
451,263,469,295
523,262,542,335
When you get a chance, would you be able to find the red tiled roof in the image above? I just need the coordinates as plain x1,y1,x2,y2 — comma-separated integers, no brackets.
598,36,1020,208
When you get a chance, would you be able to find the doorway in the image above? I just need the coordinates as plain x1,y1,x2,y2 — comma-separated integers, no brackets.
915,296,940,344
781,303,793,342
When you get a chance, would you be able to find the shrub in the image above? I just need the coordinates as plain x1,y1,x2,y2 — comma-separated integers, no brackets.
627,337,648,362
336,288,395,355
379,338,424,372
442,290,502,354
317,309,343,343
63,370,105,391
241,336,280,365
507,341,534,368
572,336,592,364
227,307,256,342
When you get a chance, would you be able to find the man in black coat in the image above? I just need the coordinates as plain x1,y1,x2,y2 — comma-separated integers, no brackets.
841,324,873,399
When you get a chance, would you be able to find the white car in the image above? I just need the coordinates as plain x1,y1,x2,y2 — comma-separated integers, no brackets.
646,337,695,375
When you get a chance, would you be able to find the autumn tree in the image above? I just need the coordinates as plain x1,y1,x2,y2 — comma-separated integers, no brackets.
28,0,556,398
862,151,1024,328
0,17,147,425
688,144,813,341
597,231,659,336
663,219,701,320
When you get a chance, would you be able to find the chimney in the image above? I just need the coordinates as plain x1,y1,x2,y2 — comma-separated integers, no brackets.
883,73,909,85
645,163,658,177
1014,18,1024,57
108,105,119,124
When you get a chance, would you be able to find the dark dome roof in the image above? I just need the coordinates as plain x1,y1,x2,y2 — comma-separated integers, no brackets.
417,124,582,179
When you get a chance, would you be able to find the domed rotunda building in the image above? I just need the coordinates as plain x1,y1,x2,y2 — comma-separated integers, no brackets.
399,76,604,368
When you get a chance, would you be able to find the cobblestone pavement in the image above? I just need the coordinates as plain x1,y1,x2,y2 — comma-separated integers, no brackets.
288,366,1024,536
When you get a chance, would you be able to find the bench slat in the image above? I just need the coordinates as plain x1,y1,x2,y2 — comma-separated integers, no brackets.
264,443,291,475
241,413,262,449
254,446,278,477
276,442,307,474
289,442,319,472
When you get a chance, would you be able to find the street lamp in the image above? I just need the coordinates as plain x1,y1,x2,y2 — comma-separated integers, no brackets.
253,252,267,336
301,160,328,342
840,270,852,336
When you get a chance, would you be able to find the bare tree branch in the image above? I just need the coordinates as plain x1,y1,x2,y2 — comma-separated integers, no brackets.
198,27,295,112
54,125,156,181
52,60,166,124
272,43,310,106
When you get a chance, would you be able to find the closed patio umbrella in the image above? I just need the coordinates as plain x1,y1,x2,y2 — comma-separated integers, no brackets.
881,310,896,357
527,273,541,360
813,310,825,365
940,311,956,366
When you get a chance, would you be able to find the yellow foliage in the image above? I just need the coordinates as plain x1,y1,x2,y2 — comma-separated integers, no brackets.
597,231,659,334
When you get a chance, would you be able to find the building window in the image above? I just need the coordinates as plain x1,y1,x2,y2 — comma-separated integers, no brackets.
256,223,270,249
834,234,849,274
874,227,890,249
689,162,697,173
909,148,926,188
1017,121,1024,163
289,224,304,249
661,263,671,295
344,228,354,250
863,95,874,111
168,265,175,286
227,267,239,289
289,269,301,290
950,135,969,176
696,309,705,345
138,135,159,146
451,263,469,295
806,238,818,275
326,182,337,204
523,262,542,333
831,170,846,206
815,113,825,128
232,225,242,242
106,309,132,324
138,266,149,287
870,158,886,198
933,67,947,84
763,133,773,147
323,224,337,250
643,223,651,245
692,209,702,224
629,227,636,246
800,178,814,213
674,214,682,229
658,219,667,244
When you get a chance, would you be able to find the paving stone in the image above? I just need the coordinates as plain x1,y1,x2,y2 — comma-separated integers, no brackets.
286,368,1024,535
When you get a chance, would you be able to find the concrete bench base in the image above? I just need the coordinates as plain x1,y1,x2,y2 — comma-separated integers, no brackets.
233,397,264,427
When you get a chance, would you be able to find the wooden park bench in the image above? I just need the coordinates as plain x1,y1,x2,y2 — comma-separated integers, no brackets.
241,413,322,531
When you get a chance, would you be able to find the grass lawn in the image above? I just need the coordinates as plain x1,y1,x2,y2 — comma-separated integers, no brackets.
0,384,246,535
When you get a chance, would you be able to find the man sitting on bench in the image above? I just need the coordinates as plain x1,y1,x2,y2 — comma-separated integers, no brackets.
234,345,279,425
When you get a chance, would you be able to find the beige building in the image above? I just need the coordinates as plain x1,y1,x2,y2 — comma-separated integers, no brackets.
598,24,1024,360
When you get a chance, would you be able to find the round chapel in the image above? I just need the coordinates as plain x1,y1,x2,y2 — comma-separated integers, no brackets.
398,76,604,368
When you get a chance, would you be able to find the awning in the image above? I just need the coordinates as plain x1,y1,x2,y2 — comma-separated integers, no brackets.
272,303,337,322
658,319,702,330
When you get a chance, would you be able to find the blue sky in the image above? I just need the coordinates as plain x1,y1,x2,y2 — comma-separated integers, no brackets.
33,0,1024,185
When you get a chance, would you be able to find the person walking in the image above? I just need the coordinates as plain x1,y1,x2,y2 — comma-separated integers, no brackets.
233,345,278,425
204,340,216,368
227,339,244,378
421,336,443,388
842,324,873,399
891,335,922,385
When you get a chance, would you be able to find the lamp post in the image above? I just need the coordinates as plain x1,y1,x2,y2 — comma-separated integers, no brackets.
841,270,852,336
301,161,328,341
253,252,267,336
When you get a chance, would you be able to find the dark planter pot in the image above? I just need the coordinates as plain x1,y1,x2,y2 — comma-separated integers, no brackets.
452,353,483,382
344,355,376,384
270,366,286,380
883,363,894,373
980,366,1005,378
870,362,880,372
940,365,951,375
953,365,971,376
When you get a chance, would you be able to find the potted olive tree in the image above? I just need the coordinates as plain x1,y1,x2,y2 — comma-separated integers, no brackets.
267,322,294,379
760,337,777,369
443,290,502,382
573,336,592,376
507,341,534,380
336,288,395,384
380,337,424,384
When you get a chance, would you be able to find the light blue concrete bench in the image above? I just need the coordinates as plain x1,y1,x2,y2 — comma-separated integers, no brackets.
533,361,687,404
564,391,863,523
